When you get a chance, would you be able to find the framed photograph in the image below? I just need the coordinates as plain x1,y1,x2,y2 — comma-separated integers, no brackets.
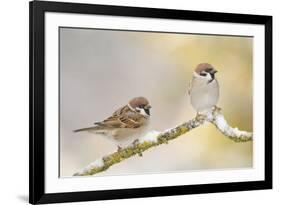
29,0,272,204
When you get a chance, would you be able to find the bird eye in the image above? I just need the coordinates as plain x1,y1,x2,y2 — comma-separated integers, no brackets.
200,72,207,76
205,68,213,72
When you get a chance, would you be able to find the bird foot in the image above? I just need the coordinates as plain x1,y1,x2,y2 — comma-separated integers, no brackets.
132,139,139,147
212,106,222,113
196,113,207,122
117,146,122,152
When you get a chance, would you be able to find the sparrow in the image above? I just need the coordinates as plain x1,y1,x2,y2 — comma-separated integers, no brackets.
188,63,219,113
74,97,152,149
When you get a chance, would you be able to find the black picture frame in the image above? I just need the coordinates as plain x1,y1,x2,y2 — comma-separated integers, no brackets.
29,0,272,204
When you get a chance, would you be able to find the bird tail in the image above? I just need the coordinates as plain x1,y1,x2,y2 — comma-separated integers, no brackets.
73,126,99,133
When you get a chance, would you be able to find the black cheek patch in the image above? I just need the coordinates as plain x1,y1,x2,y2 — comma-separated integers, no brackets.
144,109,150,116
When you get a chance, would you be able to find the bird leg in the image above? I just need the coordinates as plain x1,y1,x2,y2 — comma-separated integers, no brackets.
132,139,143,157
133,139,139,146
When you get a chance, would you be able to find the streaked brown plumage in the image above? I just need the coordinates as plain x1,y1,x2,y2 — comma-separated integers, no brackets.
74,97,151,148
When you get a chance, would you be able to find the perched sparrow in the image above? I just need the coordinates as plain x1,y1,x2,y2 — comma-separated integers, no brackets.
188,63,219,113
74,97,151,149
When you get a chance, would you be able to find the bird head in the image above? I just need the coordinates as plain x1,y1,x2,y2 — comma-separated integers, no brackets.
194,63,218,84
129,97,151,117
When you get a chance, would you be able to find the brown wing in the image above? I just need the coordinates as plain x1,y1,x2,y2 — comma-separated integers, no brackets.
95,115,141,129
94,105,141,129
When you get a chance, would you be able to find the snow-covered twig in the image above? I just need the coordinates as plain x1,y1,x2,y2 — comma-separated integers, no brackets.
73,108,252,176
209,110,253,142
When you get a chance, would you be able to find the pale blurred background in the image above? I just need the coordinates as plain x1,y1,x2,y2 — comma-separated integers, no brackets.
59,27,253,177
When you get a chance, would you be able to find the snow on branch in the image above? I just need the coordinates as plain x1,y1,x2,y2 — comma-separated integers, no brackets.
73,108,252,176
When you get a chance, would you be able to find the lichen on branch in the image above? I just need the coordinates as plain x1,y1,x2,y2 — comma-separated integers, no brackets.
73,108,252,176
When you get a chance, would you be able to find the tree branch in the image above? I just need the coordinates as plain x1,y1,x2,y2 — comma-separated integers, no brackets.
73,108,252,176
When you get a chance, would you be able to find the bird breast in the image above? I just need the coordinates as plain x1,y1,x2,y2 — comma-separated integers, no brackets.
112,124,149,147
190,78,219,112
